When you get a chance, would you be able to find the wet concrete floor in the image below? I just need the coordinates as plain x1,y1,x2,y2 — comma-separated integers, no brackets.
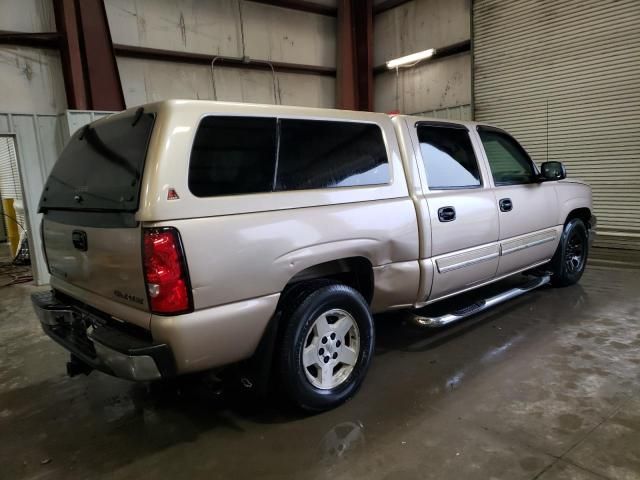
0,266,639,479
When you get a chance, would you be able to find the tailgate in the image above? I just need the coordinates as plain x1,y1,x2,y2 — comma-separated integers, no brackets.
39,108,156,326
44,217,150,315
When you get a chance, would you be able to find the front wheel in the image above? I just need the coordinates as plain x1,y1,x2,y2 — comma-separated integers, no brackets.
550,218,589,287
278,283,375,412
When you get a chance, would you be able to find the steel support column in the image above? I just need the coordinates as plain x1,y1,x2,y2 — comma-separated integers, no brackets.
353,0,373,111
52,0,125,111
75,0,125,111
336,0,373,111
53,0,88,109
336,0,357,110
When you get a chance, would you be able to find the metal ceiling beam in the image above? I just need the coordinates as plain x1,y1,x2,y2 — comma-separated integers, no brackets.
247,0,337,16
374,0,413,15
0,31,60,49
114,44,337,77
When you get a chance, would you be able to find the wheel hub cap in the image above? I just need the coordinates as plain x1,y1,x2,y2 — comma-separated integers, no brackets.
303,309,360,390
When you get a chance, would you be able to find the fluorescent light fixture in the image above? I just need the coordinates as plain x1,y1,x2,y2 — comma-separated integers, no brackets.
386,48,436,69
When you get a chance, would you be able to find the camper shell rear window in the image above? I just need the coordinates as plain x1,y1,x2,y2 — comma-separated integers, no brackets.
40,109,155,212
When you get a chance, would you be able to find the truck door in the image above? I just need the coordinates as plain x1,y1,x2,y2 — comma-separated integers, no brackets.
475,126,560,277
411,121,500,301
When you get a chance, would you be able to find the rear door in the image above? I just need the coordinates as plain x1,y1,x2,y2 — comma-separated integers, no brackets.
411,121,500,301
475,126,560,276
40,109,156,321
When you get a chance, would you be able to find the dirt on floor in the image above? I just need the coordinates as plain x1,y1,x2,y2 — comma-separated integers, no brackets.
0,264,639,480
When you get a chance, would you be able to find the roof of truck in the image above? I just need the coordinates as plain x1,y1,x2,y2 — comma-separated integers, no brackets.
126,99,491,128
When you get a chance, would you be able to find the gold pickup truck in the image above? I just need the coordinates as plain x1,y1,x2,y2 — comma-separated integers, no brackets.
32,100,594,411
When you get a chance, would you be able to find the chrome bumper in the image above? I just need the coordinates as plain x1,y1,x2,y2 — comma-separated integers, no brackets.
31,291,175,381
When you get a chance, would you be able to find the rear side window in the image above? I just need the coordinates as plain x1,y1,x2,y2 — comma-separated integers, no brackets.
188,116,390,197
478,128,536,185
417,125,481,189
189,116,277,197
40,109,155,212
276,119,389,190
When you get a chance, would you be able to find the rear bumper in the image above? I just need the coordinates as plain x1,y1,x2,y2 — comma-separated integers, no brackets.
31,291,175,381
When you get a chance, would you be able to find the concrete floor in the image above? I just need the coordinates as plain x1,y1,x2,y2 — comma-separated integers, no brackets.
0,265,639,479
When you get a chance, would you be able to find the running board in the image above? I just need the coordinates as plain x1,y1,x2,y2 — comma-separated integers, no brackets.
411,275,551,328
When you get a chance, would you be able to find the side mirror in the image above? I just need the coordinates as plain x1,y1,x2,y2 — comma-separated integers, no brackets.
540,161,566,181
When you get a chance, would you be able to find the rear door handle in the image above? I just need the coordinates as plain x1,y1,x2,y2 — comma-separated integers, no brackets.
499,198,513,212
438,206,456,222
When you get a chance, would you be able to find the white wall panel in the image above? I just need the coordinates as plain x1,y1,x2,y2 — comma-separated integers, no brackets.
474,0,640,247
375,53,470,114
117,57,335,108
0,0,55,32
105,0,336,67
242,1,336,68
0,47,67,114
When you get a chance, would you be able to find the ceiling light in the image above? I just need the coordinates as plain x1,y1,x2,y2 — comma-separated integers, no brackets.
386,48,436,69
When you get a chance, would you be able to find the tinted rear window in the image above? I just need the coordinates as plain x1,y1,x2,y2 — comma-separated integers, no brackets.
187,116,389,197
40,109,155,212
188,116,277,197
276,119,389,190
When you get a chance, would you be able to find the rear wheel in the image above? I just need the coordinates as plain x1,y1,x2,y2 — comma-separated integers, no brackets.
278,283,374,412
550,218,588,287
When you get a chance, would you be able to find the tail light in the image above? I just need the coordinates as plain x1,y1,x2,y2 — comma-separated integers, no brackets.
143,228,192,315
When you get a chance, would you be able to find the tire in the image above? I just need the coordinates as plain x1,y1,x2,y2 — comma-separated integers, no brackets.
550,218,589,287
278,282,375,412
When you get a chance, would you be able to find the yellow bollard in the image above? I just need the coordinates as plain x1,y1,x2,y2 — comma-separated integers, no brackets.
2,198,20,257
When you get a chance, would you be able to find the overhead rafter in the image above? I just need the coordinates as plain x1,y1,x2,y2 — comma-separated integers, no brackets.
247,0,337,16
114,44,337,77
374,0,413,15
0,30,60,49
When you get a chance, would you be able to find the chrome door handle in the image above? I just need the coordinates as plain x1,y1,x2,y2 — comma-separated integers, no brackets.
438,206,456,222
499,198,513,212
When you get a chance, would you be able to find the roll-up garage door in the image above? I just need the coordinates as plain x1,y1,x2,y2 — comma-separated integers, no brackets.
473,0,640,249
0,136,25,232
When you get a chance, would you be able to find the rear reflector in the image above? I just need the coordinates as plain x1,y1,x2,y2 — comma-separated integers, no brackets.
143,228,192,315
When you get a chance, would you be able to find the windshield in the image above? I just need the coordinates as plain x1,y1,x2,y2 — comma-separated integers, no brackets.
40,109,155,212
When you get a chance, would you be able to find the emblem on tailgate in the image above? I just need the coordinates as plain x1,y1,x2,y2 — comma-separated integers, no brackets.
113,290,144,305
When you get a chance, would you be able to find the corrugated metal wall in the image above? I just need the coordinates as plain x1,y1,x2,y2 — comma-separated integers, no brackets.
473,0,640,249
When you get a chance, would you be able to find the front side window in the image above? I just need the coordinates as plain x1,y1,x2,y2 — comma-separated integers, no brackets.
478,128,537,185
276,119,389,190
417,125,481,189
189,116,277,197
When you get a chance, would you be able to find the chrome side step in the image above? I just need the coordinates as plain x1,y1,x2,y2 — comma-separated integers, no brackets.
411,275,551,328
